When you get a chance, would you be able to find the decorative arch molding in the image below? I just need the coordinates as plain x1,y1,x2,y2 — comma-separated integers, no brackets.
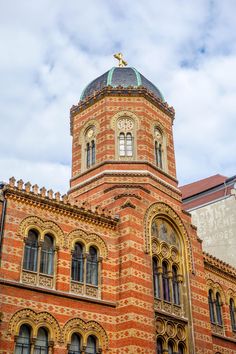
110,110,140,131
78,118,99,144
63,318,109,349
8,309,61,343
206,279,226,303
226,289,236,305
144,202,194,273
67,229,108,258
18,216,64,248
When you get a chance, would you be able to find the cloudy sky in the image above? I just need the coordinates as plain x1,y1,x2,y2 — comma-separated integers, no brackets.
1,0,235,193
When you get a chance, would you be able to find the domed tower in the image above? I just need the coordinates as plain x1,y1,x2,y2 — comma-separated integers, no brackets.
68,55,198,353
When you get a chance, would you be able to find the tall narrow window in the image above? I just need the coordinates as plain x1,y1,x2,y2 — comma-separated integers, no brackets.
69,333,81,354
15,324,31,354
119,132,126,156
172,266,180,305
23,230,38,272
216,292,223,325
72,243,84,282
154,128,164,169
34,328,49,354
85,335,96,354
230,298,236,331
157,338,163,354
153,258,160,298
168,342,174,354
162,261,170,301
86,247,98,286
178,343,184,354
208,290,215,324
117,117,135,159
40,235,54,275
85,126,96,169
126,133,133,156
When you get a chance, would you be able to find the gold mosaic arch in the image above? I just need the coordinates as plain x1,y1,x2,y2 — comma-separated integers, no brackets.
63,318,108,349
144,202,194,273
8,309,61,343
67,229,108,258
18,216,64,248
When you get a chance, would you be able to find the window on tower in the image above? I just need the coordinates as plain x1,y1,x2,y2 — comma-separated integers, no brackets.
117,117,135,159
85,126,96,169
154,127,165,170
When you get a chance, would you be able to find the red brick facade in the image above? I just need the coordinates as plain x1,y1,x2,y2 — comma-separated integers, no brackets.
0,72,236,353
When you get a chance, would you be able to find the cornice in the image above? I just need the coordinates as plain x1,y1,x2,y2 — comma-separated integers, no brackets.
204,252,236,280
70,86,175,134
3,178,118,229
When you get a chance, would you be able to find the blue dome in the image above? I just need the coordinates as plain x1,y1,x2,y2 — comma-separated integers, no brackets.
80,67,164,101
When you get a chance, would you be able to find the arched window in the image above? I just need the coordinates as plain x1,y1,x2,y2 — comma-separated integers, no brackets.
153,258,160,298
86,247,98,286
23,230,38,272
85,126,96,169
154,128,164,169
230,298,236,331
157,338,163,354
178,343,185,354
162,261,170,302
85,335,96,354
34,327,49,354
40,234,54,275
208,290,215,324
72,243,84,282
172,266,180,305
168,341,174,354
15,324,31,354
69,333,82,354
118,132,133,157
216,292,223,325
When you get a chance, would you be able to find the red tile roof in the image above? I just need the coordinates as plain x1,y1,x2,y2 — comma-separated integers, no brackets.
180,174,227,199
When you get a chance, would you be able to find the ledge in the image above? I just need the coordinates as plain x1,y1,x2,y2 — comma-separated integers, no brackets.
212,332,236,344
0,278,116,308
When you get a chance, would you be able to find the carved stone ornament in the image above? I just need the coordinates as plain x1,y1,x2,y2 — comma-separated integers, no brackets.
19,216,64,248
110,110,140,131
8,309,61,343
117,117,134,131
155,318,165,335
67,229,108,258
144,202,193,273
62,318,108,349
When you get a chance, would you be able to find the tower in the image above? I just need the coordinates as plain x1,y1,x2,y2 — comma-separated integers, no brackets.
68,57,201,352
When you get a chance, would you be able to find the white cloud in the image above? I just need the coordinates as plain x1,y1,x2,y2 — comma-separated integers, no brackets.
0,0,235,192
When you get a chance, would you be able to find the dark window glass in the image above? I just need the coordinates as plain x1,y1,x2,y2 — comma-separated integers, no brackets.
230,298,236,331
15,324,31,354
168,342,174,354
216,292,223,325
85,335,96,354
91,140,96,165
178,343,184,354
153,258,160,298
162,261,170,301
86,247,98,286
157,338,163,354
72,243,84,282
158,144,163,169
86,142,91,168
172,266,180,305
34,327,48,354
126,133,133,156
23,230,38,272
40,235,54,275
208,290,215,323
119,133,125,156
69,333,81,354
155,141,158,165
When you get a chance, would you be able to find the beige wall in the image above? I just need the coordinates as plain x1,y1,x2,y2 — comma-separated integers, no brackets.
191,195,236,267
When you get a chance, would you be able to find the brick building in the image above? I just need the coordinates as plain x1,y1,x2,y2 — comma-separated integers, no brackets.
0,59,236,353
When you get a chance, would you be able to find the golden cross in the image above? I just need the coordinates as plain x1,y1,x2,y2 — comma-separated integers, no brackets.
114,52,128,67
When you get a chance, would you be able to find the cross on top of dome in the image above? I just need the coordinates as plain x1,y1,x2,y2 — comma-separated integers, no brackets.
113,52,128,67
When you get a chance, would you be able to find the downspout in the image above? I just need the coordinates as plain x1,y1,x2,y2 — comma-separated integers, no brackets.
0,183,7,261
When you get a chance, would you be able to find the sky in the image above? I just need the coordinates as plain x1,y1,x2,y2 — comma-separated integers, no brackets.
1,0,236,194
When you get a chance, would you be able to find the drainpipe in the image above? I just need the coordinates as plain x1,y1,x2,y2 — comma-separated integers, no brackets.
0,182,6,260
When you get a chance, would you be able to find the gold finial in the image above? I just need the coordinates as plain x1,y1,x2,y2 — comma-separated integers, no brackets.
114,52,128,67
